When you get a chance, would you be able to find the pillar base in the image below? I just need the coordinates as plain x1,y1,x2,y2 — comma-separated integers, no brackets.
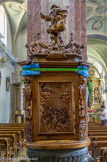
83,152,94,162
27,147,88,162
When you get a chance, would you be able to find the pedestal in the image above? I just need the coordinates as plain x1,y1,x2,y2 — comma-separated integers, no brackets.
26,139,90,162
27,147,88,162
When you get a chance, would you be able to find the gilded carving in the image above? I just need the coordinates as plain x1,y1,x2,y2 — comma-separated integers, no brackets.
88,66,104,108
39,82,74,134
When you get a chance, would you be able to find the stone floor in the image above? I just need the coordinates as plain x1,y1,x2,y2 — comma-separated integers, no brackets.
10,148,30,162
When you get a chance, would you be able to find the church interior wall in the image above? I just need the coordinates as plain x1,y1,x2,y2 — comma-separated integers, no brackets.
6,13,12,53
13,27,27,84
14,27,27,61
0,63,13,123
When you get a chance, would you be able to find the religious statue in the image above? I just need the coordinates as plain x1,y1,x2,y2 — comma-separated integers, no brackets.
26,4,85,60
94,87,99,100
40,4,68,46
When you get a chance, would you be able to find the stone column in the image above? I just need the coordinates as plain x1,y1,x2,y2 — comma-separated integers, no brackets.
80,0,87,62
104,74,107,108
20,82,25,110
28,0,87,61
27,0,48,60
27,0,41,44
69,0,87,62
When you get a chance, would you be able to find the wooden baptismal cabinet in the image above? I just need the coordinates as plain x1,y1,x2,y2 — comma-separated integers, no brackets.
22,4,90,161
25,62,89,143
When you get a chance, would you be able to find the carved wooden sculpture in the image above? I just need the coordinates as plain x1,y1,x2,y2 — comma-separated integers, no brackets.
26,5,84,61
21,4,90,162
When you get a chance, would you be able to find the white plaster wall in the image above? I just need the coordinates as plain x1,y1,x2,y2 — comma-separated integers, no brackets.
13,28,27,84
0,5,7,44
14,27,27,61
0,63,13,123
13,64,21,83
0,5,12,52
6,14,12,53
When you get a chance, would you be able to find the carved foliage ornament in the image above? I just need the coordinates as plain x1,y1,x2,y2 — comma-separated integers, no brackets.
25,77,32,122
25,77,33,141
79,76,87,140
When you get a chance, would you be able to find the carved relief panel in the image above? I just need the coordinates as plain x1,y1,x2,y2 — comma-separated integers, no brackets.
29,72,88,141
39,81,75,134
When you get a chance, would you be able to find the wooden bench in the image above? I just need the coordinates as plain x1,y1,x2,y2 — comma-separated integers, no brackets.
0,134,17,156
0,123,26,159
88,121,107,161
0,130,23,150
0,124,26,144
0,128,25,145
0,137,11,160
89,132,107,136
100,147,107,162
89,136,107,155
91,141,107,160
90,136,107,141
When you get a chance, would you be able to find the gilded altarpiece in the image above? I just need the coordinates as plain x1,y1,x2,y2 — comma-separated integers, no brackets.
88,66,103,109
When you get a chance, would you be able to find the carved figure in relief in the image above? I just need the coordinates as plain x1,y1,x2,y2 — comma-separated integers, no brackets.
39,83,72,133
26,5,85,59
40,4,67,46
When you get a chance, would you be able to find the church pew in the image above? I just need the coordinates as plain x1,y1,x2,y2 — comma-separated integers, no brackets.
88,132,107,136
0,127,25,143
0,123,25,127
89,136,107,155
100,147,107,162
91,141,107,160
0,137,11,159
0,124,26,160
0,134,17,156
0,124,26,148
88,121,101,125
90,136,107,141
89,130,107,132
89,124,107,127
0,125,26,141
88,122,107,160
0,130,23,150
89,126,107,129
